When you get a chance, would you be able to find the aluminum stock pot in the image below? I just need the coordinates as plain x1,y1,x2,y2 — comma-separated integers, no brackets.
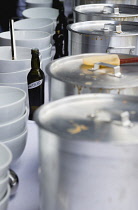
67,20,138,55
46,53,138,101
34,93,138,210
73,0,138,7
73,4,138,22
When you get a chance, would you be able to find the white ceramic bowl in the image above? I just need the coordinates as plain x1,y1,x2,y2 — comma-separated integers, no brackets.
0,46,31,73
42,56,52,73
0,68,30,83
0,172,9,201
4,128,28,162
22,7,59,24
0,107,28,141
26,0,52,8
0,185,11,210
0,143,12,179
40,44,52,59
0,31,51,50
0,86,26,124
0,83,29,109
14,18,54,34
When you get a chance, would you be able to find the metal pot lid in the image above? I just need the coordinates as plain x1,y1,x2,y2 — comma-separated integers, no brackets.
46,53,138,89
67,20,138,36
34,94,138,144
74,4,138,18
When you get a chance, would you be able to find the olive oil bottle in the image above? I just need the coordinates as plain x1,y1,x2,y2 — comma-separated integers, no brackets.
27,48,45,120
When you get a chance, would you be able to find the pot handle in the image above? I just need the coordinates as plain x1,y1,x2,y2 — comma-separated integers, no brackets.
87,110,134,128
106,46,136,55
88,62,122,78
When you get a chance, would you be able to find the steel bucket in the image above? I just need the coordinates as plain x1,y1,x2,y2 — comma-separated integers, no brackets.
67,20,138,55
46,53,138,101
73,4,138,22
34,93,138,210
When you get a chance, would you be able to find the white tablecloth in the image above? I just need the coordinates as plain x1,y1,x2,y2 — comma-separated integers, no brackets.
8,120,40,210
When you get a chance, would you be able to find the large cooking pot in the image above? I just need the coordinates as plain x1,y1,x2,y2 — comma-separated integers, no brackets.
73,0,138,7
46,53,138,101
67,20,138,55
73,4,138,22
34,93,138,210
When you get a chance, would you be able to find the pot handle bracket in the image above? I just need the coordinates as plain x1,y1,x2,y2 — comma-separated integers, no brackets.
88,62,122,78
106,46,136,55
88,110,134,128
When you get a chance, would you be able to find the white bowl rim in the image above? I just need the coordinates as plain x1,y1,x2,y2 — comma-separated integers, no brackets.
14,18,54,28
0,46,32,62
0,86,26,109
0,30,51,41
0,106,28,127
4,127,28,143
0,171,9,184
26,0,52,4
42,55,52,61
40,43,52,52
0,185,11,206
0,68,30,75
0,143,12,171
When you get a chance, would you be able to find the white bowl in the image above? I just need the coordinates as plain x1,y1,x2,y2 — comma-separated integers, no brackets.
0,46,31,73
0,31,51,50
14,18,54,34
0,68,30,83
0,143,12,179
40,44,52,59
22,7,59,23
0,185,11,210
26,0,52,8
0,107,28,141
0,86,26,125
0,172,9,201
42,56,52,73
0,83,29,109
4,128,28,162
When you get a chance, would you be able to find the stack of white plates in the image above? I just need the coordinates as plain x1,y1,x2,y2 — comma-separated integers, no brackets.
0,143,12,210
0,86,28,162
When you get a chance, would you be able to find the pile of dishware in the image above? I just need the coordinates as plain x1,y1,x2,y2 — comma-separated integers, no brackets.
0,142,12,210
0,46,33,107
0,30,52,73
0,86,28,162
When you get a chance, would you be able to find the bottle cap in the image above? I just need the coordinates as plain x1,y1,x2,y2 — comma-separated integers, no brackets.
31,48,39,55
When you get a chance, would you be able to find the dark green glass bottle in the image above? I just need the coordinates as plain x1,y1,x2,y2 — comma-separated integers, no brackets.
27,48,45,120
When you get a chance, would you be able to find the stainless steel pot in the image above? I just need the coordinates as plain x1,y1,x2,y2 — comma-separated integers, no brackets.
73,0,138,7
34,93,138,210
46,53,138,101
74,4,138,22
67,20,138,55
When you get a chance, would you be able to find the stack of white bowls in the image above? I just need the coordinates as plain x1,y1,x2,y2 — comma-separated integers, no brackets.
14,18,54,73
25,0,53,8
22,7,59,28
0,46,33,107
0,86,28,163
0,30,52,74
0,143,12,210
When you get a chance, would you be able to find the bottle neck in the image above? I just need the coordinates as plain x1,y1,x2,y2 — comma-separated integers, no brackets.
31,54,40,70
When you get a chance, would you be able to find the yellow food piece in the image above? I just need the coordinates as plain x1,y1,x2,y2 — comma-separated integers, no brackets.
83,54,120,67
67,123,88,134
